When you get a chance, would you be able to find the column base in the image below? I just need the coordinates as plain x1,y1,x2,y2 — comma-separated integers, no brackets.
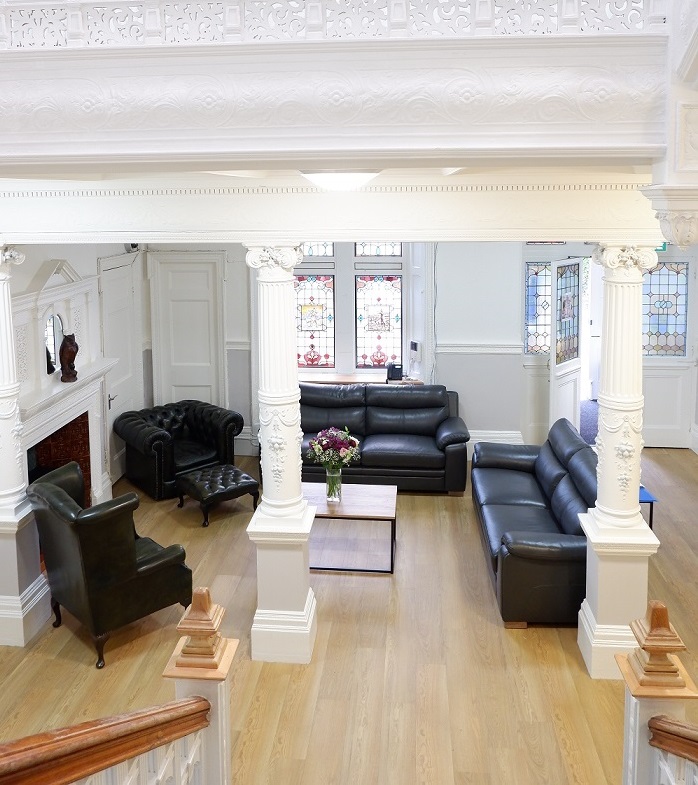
578,599,637,679
0,572,50,646
251,588,317,664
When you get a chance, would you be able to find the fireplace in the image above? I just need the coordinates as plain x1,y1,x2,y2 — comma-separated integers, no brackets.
27,412,91,507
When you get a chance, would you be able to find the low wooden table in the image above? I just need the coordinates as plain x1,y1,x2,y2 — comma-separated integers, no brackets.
302,482,398,574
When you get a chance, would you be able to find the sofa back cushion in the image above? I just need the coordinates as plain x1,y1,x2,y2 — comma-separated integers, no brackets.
534,442,568,500
141,401,192,438
365,384,450,436
300,383,366,436
547,418,589,467
568,447,598,508
550,474,587,536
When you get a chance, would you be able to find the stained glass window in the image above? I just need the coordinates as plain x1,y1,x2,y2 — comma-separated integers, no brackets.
302,242,334,258
355,275,402,368
524,262,552,354
642,262,688,356
556,262,579,364
355,242,402,257
295,275,335,367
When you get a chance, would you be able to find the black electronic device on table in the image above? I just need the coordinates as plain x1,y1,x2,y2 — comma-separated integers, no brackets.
386,362,403,381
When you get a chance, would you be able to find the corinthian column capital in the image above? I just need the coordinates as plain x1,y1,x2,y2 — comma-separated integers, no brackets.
245,245,302,277
0,246,26,280
592,244,658,279
656,211,698,249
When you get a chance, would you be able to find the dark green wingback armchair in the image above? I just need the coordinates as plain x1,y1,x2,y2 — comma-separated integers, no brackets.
27,462,193,668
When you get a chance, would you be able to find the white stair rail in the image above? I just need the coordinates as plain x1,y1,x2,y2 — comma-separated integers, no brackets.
616,601,698,785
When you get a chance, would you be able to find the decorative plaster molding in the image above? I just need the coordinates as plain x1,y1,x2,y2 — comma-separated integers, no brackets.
0,1,665,50
675,0,698,83
0,38,667,171
0,182,652,201
677,104,698,171
258,404,301,489
0,246,26,279
656,211,698,248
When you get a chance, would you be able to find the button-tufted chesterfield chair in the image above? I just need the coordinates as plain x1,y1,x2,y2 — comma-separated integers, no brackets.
27,461,193,668
113,400,244,500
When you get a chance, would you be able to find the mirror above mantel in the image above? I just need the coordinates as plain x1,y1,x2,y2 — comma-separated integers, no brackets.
11,259,100,404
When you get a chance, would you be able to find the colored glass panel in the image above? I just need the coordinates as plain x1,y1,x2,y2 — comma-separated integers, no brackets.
295,275,335,367
524,262,552,354
355,242,402,257
556,262,579,364
301,242,334,257
355,275,402,368
642,262,688,356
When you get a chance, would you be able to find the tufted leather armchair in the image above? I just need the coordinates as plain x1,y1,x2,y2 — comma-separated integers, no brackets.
27,462,193,668
113,400,244,500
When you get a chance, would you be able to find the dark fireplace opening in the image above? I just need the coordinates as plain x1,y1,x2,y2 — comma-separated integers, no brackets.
27,412,91,508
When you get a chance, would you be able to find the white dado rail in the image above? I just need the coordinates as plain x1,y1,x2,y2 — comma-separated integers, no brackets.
12,261,116,505
0,0,667,50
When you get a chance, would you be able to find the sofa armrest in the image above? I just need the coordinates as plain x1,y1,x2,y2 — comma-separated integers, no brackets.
113,413,172,456
435,416,470,450
501,531,586,561
185,401,244,463
471,442,540,472
136,543,187,575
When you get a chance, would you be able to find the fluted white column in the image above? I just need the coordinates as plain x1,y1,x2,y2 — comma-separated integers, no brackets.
578,245,660,679
0,245,50,646
245,245,317,663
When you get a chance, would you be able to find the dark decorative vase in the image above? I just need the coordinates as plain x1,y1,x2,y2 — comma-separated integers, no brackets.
59,333,79,383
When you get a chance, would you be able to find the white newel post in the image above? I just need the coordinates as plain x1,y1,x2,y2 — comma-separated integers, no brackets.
0,245,50,646
578,245,661,679
244,245,317,664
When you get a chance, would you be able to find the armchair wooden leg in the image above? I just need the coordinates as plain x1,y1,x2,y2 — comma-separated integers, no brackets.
177,494,185,508
93,632,110,669
50,597,62,628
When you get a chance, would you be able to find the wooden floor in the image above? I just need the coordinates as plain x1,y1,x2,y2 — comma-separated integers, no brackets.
1,449,697,784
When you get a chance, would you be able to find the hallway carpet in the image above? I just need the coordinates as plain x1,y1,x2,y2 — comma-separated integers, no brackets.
580,399,599,445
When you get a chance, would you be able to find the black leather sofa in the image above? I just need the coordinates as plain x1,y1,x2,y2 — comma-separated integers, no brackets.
300,382,470,492
113,400,244,500
470,418,597,626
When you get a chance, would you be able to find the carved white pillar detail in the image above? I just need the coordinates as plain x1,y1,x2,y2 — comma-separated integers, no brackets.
244,244,317,664
0,246,27,516
591,244,657,528
578,244,661,679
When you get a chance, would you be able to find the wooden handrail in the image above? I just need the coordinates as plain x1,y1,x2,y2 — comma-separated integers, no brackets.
0,696,210,785
649,715,698,765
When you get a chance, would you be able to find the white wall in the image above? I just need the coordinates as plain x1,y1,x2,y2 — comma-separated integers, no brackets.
434,242,525,441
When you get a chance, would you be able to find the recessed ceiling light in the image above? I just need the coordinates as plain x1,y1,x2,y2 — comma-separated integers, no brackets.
301,172,380,191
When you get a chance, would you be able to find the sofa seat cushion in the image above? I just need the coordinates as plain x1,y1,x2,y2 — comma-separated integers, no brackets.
471,468,548,508
479,503,561,569
173,439,219,474
361,434,445,469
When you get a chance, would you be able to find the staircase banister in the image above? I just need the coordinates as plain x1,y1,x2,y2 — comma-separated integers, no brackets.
649,714,698,765
0,696,210,785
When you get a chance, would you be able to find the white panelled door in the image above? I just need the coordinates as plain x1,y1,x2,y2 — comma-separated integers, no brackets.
100,252,144,481
549,259,582,431
149,251,226,405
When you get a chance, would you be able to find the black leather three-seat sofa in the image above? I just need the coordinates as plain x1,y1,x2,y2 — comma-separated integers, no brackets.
471,418,597,626
300,382,471,492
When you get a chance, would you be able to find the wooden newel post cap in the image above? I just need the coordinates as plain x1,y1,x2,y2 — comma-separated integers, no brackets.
628,601,687,688
175,587,226,669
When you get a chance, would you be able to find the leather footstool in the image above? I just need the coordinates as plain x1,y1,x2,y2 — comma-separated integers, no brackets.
176,464,259,527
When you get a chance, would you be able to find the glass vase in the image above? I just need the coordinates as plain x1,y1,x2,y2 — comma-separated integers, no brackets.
325,467,342,503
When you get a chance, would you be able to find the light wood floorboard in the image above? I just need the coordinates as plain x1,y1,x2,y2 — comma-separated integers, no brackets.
0,449,696,784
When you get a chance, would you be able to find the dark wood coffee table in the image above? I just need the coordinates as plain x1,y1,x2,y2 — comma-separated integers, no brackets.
302,482,398,574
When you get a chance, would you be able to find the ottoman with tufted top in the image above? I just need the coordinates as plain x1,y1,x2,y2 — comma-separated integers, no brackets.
176,464,259,527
